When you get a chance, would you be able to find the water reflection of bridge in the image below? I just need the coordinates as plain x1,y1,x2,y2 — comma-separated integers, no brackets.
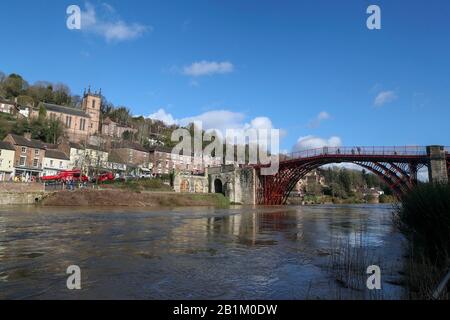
169,208,377,249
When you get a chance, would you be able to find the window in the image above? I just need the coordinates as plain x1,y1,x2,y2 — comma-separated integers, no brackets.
33,159,39,167
0,159,2,166
79,118,86,131
19,156,26,166
92,100,96,109
35,149,40,156
21,147,26,153
59,161,63,168
66,116,72,128
0,150,2,156
50,160,54,167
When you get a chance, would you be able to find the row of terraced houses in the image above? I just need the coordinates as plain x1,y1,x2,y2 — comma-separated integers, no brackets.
0,88,222,181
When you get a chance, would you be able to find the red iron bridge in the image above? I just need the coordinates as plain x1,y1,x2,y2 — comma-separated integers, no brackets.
253,145,450,205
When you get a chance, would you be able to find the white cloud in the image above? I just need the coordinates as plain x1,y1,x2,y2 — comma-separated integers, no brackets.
374,90,397,107
147,109,177,125
308,111,331,128
293,135,342,152
245,117,273,130
181,110,246,132
146,109,283,143
80,3,150,42
182,61,234,77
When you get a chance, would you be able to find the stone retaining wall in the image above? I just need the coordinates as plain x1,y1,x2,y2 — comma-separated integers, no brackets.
0,183,46,205
0,182,44,193
0,192,46,205
173,174,209,193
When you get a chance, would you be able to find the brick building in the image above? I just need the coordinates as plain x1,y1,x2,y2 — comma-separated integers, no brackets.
102,117,137,139
30,88,102,143
111,141,150,168
4,133,46,178
148,146,176,175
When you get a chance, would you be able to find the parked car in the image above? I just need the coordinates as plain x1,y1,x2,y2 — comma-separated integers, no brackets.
91,172,115,183
121,175,138,182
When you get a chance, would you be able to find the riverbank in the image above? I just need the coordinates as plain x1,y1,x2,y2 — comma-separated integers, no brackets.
287,194,397,205
39,189,230,208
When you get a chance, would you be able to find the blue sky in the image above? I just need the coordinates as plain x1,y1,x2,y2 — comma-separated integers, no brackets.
1,0,449,151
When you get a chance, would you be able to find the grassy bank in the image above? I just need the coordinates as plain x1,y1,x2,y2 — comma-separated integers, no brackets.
40,189,230,208
287,194,397,205
101,179,173,192
394,183,450,299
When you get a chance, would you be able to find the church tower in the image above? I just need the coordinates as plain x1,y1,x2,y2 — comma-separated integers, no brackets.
82,86,102,136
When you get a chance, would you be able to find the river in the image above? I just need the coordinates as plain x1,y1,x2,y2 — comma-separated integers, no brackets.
0,204,407,300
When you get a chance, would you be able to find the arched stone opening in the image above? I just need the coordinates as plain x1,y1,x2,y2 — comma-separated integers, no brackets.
214,179,224,195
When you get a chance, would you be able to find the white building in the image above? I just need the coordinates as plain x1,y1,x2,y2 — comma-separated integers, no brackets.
0,98,16,115
18,106,31,118
43,150,70,176
0,141,15,181
106,153,127,173
66,142,86,169
84,144,109,170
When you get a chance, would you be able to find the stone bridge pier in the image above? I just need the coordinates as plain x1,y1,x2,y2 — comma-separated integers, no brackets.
208,165,257,205
427,146,449,184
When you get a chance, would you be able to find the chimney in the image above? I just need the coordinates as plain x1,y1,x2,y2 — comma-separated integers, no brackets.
24,132,32,140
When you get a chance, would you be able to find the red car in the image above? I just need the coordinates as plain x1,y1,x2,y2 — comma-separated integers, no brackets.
96,172,115,183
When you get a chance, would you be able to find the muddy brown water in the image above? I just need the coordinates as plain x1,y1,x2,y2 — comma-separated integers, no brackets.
0,204,406,299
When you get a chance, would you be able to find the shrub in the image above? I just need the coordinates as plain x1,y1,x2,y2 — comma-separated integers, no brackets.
379,194,396,203
394,183,450,265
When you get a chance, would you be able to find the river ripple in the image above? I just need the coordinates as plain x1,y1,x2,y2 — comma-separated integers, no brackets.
0,204,406,300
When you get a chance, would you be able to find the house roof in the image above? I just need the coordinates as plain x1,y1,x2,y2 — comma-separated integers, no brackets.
112,141,147,152
103,117,113,125
45,149,70,161
41,103,90,118
45,143,59,150
86,144,108,152
0,98,15,105
0,141,15,151
69,142,85,150
7,134,47,149
103,116,135,130
148,146,173,154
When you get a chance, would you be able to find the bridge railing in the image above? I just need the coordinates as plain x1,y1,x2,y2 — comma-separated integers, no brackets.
285,146,428,160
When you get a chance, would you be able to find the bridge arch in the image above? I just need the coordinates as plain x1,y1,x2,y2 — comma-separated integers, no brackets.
255,146,431,205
